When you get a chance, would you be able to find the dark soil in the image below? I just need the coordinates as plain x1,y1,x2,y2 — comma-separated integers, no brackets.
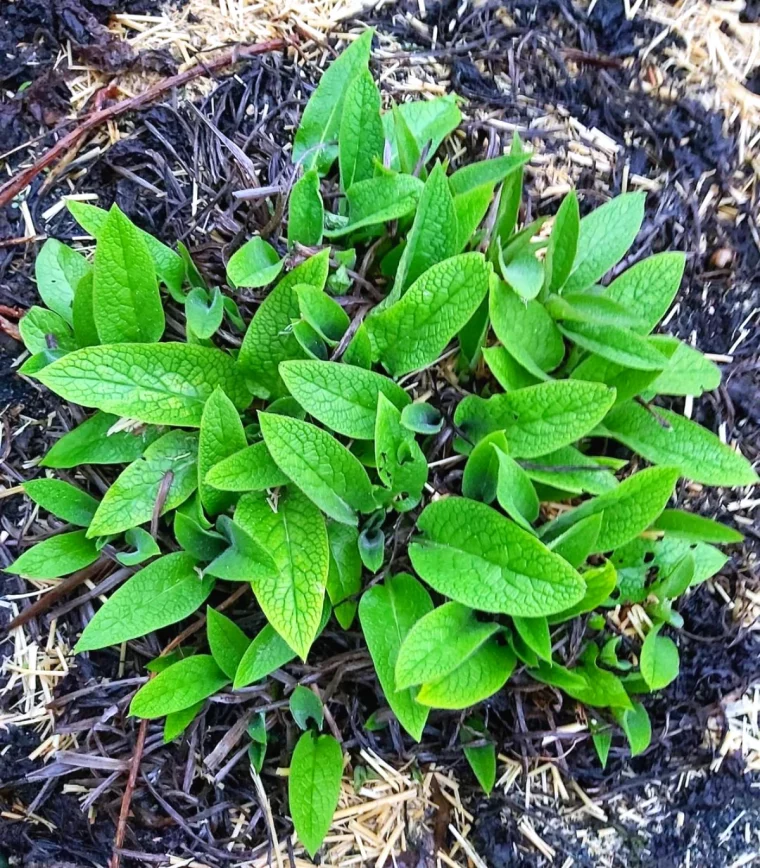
1,0,759,865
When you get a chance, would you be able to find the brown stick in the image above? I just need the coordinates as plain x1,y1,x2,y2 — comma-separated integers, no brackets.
110,716,148,868
0,39,285,209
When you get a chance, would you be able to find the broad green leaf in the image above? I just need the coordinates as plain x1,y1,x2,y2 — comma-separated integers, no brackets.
454,381,616,457
416,639,515,709
605,252,685,334
326,173,425,237
548,514,603,568
289,732,343,858
116,527,162,566
236,489,328,659
293,29,373,174
647,336,721,397
482,346,540,391
20,306,77,355
449,153,530,196
6,530,99,579
614,700,651,756
392,104,421,175
259,412,376,525
36,343,249,428
461,431,509,504
367,253,491,376
563,192,645,293
522,446,619,495
164,701,204,743
288,170,324,246
130,655,229,719
227,237,283,288
198,387,248,515
382,94,462,168
72,272,98,348
601,402,758,486
339,69,383,189
358,526,384,572
204,514,278,582
207,607,249,679
326,522,362,629
453,185,495,254
650,509,743,544
559,321,669,371
491,133,525,248
375,393,427,511
640,624,679,690
499,251,544,302
35,239,91,324
457,296,489,370
280,360,409,439
93,205,164,343
87,430,198,537
532,647,633,710
400,402,443,435
290,685,324,731
296,284,349,344
512,616,551,662
395,602,501,690
67,201,185,297
23,479,99,526
388,163,459,305
76,552,213,651
650,551,694,599
358,573,433,741
410,498,585,616
234,624,295,688
550,560,617,622
205,442,288,492
546,291,642,328
293,319,328,360
541,466,680,552
186,287,224,340
545,190,579,292
570,353,659,405
461,718,497,795
343,323,372,368
41,412,161,468
238,249,330,399
174,510,226,561
494,447,539,532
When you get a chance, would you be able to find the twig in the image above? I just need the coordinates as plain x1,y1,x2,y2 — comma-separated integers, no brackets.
110,717,148,868
0,40,285,209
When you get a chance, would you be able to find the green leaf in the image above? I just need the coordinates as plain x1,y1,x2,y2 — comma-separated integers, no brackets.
238,249,330,399
639,624,679,690
601,402,758,486
416,639,515,710
71,272,99,348
499,251,544,302
546,291,642,328
375,393,427,510
92,205,164,343
23,479,99,526
207,607,249,679
280,360,409,439
570,353,659,405
358,526,384,572
204,514,277,582
461,431,509,504
512,616,551,663
410,498,585,616
326,173,425,238
173,510,226,562
290,685,324,730
6,530,99,579
358,573,433,741
67,201,185,298
198,387,248,516
205,442,288,492
559,321,669,371
76,552,213,651
532,647,633,710
367,253,491,376
453,185,495,254
650,509,743,544
395,602,501,689
605,252,685,334
19,306,77,355
614,701,651,756
116,527,162,566
591,726,612,768
259,412,376,525
289,170,324,246
392,104,421,175
339,69,383,190
563,193,645,293
41,412,161,469
541,466,680,552
461,718,497,795
293,29,373,174
342,323,372,368
482,346,540,391
296,284,349,344
87,430,198,537
522,446,619,496
236,489,328,659
545,190,579,292
388,163,459,304
550,559,617,622
491,133,525,248
494,447,539,532
234,624,296,688
35,239,91,324
227,237,283,288
458,296,489,370
164,701,204,743
186,287,224,340
289,732,343,858
382,94,462,168
548,514,603,568
454,381,616,457
326,522,362,629
400,402,443,435
35,343,250,428
647,336,721,397
130,655,229,719
450,153,530,196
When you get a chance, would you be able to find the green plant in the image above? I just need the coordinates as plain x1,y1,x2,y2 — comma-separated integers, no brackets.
11,27,756,852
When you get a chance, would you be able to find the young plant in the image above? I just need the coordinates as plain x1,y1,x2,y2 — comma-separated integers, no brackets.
10,28,756,853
